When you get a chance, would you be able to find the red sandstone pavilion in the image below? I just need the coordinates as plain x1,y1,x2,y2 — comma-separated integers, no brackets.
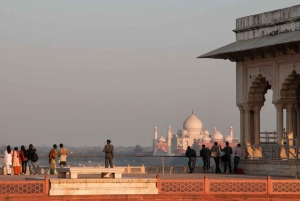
2,4,300,201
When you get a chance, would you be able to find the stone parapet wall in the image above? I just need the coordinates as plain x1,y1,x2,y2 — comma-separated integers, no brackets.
239,159,300,177
2,173,300,199
4,194,300,201
234,5,300,40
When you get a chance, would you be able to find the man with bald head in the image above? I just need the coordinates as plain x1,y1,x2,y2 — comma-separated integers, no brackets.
103,139,114,168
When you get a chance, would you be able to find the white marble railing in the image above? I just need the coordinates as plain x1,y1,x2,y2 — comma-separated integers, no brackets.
0,165,51,175
124,164,204,174
0,165,203,175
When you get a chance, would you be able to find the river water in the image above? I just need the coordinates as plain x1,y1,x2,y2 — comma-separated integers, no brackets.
33,156,214,167
0,156,215,167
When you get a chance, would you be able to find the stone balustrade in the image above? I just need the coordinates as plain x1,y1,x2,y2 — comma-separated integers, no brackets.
3,159,300,177
0,164,203,175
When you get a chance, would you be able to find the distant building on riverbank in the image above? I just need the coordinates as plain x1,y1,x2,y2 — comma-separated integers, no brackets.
153,112,238,156
133,144,153,156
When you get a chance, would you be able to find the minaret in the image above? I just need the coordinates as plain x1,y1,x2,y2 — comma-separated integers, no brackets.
230,126,233,138
167,126,172,154
153,127,158,154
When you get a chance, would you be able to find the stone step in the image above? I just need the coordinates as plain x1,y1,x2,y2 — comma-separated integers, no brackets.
49,178,158,195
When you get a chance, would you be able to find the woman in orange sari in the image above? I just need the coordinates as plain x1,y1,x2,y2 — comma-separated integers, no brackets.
12,147,22,175
49,144,57,175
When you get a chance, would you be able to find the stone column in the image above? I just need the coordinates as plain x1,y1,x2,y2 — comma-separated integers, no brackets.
275,104,284,146
275,103,286,158
244,105,253,158
286,104,294,147
253,105,262,146
286,104,296,158
250,111,254,144
296,106,300,146
253,105,262,158
238,106,245,147
293,107,297,143
245,109,252,146
295,105,300,159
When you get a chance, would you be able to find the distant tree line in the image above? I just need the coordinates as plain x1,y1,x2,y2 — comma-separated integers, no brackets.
0,145,153,157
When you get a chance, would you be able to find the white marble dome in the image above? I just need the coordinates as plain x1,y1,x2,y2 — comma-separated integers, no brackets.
183,113,202,135
182,129,188,136
203,130,210,136
177,129,182,135
225,135,233,142
212,128,224,141
158,136,166,142
202,135,211,142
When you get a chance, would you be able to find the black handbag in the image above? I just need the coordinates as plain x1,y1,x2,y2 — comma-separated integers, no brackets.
221,154,228,162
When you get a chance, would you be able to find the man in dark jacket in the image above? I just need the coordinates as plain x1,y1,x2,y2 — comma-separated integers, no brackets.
27,144,37,175
220,141,233,173
185,146,196,173
200,144,211,173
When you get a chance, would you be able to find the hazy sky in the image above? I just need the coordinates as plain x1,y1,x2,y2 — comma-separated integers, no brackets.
0,1,299,147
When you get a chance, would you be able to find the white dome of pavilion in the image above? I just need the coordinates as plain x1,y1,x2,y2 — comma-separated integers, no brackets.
177,129,182,135
183,112,202,135
182,129,188,136
202,135,211,142
225,135,233,142
203,130,210,136
158,136,166,142
212,128,224,141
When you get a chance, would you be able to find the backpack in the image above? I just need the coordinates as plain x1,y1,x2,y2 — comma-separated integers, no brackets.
237,168,243,174
32,152,38,162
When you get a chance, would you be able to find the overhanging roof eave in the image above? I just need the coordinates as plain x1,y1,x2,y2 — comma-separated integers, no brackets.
197,30,300,59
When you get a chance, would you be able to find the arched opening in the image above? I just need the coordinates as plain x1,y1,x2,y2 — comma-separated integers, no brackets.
260,89,276,143
244,74,272,159
280,71,300,147
247,74,271,145
275,70,300,159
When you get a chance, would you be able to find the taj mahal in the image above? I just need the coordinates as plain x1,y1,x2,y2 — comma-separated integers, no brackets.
153,112,238,156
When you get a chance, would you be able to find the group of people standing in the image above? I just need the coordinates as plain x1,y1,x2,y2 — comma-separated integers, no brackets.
4,144,38,175
186,142,244,174
3,143,68,175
